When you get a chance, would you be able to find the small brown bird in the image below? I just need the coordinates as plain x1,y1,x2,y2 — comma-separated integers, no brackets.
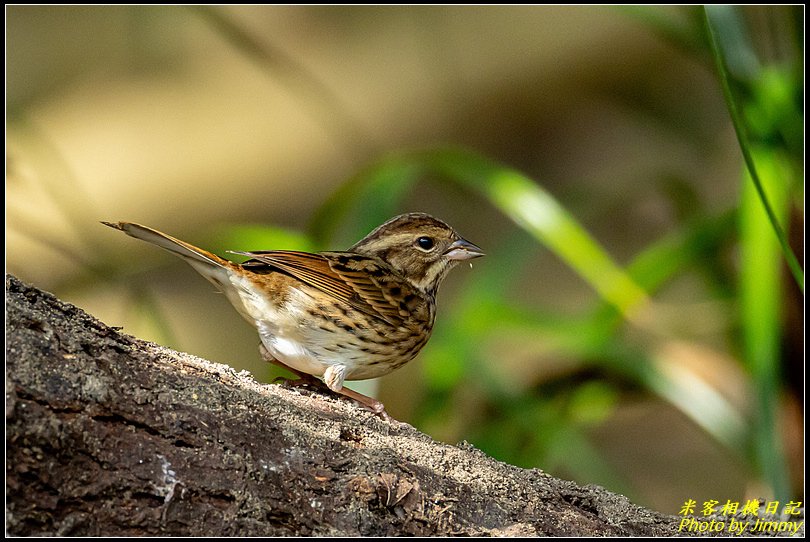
102,213,483,418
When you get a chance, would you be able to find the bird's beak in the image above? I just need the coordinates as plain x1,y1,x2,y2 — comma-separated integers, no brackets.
444,238,485,261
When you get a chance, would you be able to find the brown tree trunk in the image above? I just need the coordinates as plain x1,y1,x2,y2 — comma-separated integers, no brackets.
6,274,679,536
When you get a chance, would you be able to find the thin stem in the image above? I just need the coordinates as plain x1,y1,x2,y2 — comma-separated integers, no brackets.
703,7,804,293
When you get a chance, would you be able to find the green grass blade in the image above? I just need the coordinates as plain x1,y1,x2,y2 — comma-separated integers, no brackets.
704,6,804,292
423,148,649,318
739,150,791,500
446,209,743,449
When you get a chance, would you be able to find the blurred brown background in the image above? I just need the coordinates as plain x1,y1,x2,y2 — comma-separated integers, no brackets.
7,6,800,514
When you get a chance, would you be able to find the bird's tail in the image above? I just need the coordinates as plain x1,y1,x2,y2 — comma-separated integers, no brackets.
102,221,233,288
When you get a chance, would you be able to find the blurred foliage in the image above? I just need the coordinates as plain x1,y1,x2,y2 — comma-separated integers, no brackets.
7,5,802,510
702,6,803,503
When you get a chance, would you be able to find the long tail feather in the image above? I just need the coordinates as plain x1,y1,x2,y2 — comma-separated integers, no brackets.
102,221,228,268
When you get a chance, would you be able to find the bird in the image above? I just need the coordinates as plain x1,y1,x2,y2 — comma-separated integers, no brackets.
102,213,483,419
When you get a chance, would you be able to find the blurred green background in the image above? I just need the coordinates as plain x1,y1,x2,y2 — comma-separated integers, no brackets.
6,6,803,514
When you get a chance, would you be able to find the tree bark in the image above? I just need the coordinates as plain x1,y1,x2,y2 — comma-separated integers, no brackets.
6,273,680,536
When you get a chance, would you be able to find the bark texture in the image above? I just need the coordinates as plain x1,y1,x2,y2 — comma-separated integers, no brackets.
6,274,681,536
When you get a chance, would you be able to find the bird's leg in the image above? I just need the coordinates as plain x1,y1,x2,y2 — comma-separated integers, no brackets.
324,364,392,421
330,385,392,421
260,345,393,420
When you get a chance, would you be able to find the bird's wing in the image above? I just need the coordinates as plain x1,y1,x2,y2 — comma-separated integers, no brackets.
235,250,418,325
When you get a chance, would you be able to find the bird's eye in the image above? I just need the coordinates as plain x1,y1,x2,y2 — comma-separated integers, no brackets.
415,236,435,251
